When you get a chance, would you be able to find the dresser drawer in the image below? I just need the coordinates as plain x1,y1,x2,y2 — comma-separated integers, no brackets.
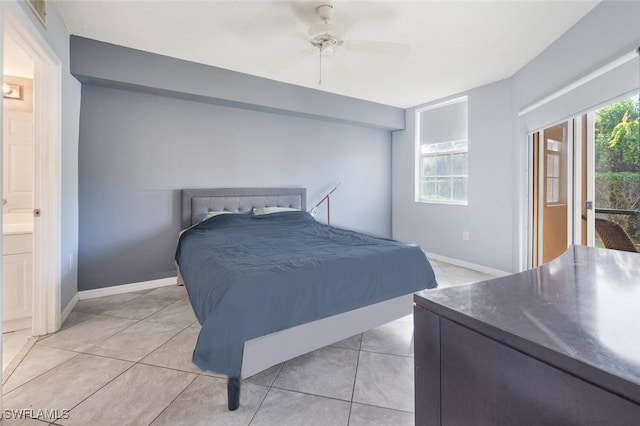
4,234,32,255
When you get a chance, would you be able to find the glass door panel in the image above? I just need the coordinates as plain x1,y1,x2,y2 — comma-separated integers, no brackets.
542,122,570,263
591,96,640,250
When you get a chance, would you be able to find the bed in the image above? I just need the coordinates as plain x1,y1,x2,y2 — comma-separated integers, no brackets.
175,187,437,410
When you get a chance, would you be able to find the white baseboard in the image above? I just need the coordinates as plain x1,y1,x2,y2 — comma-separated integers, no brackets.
78,276,178,300
61,293,79,325
425,252,511,277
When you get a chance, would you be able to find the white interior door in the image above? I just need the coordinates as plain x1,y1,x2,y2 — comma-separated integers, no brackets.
2,110,34,214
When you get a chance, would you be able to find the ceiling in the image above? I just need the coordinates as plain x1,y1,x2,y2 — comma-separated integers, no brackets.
53,1,600,108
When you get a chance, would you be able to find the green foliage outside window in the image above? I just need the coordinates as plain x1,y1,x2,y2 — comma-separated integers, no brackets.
594,97,640,245
594,98,639,173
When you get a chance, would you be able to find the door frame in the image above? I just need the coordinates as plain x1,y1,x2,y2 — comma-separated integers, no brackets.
3,3,62,336
585,112,596,247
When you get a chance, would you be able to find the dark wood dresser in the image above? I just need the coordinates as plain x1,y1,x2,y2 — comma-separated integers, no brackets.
414,246,640,425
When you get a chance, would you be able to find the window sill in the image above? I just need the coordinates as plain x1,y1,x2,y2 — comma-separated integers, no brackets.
416,199,468,206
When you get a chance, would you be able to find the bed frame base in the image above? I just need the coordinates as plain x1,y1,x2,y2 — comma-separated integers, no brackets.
226,293,414,410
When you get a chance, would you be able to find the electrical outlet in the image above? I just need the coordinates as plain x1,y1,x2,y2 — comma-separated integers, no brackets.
463,231,470,241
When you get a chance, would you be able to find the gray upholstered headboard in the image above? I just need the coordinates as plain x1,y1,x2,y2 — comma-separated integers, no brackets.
181,187,307,229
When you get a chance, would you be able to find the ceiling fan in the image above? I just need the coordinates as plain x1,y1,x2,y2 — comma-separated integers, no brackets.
303,4,410,85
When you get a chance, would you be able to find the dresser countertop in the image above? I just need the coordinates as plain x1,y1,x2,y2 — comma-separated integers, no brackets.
415,246,640,404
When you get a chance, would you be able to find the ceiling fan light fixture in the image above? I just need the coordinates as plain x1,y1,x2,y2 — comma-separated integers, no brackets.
310,34,342,55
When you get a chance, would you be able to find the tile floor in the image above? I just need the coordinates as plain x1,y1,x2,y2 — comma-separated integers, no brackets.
2,329,33,372
1,260,495,426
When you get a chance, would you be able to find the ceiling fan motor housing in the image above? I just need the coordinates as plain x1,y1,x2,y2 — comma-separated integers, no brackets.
317,4,335,22
310,4,342,54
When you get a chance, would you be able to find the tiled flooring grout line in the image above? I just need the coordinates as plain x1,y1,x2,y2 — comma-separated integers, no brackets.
2,336,38,386
358,348,414,359
248,383,272,425
268,384,358,404
63,361,139,421
346,345,363,425
350,400,415,415
2,349,84,398
248,361,286,425
146,373,199,426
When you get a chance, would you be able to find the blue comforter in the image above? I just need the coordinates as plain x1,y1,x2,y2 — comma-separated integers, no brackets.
175,211,436,377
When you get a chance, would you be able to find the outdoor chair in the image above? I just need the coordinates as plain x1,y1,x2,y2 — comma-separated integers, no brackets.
594,218,639,253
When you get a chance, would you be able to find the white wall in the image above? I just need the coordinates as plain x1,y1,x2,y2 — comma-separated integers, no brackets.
393,80,514,272
512,1,640,117
393,1,640,273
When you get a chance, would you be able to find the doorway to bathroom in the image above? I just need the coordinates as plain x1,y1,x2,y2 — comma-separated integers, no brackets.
2,5,63,375
2,30,35,372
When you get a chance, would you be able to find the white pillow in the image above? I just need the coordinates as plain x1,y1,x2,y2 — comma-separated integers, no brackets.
202,210,234,221
252,206,298,215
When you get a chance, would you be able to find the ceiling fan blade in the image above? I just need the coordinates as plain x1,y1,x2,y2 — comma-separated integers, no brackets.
268,47,316,75
344,40,410,57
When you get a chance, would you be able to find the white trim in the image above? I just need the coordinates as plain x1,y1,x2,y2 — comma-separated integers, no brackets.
416,95,468,113
572,117,583,246
414,108,421,202
525,133,535,270
425,252,510,277
518,49,639,117
586,112,595,247
537,130,545,265
566,120,575,248
79,277,178,300
3,3,63,336
60,293,78,325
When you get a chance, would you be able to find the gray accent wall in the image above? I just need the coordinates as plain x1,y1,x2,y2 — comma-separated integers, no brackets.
74,42,397,291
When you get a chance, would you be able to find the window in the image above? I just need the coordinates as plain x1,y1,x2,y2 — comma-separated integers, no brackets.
545,139,562,204
416,97,468,204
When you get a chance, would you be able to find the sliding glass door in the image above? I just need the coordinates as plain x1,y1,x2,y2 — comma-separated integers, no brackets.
530,95,639,267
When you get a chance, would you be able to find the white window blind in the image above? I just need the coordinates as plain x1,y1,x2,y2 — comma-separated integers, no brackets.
416,97,468,204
